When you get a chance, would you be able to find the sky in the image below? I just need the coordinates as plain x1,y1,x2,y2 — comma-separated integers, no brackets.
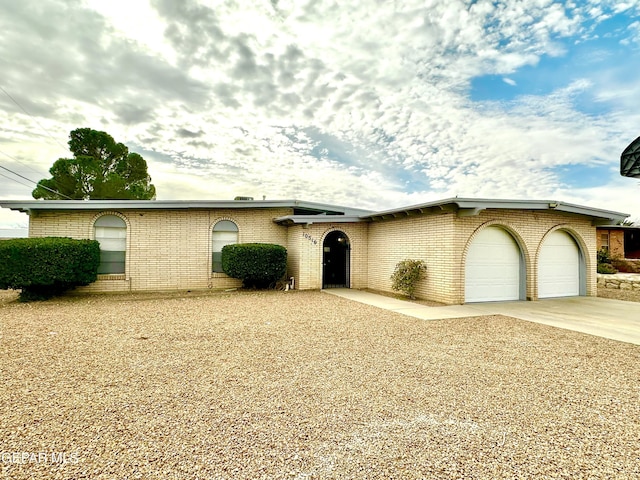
1,0,640,229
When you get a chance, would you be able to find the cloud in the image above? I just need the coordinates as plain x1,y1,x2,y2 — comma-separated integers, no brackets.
2,0,640,229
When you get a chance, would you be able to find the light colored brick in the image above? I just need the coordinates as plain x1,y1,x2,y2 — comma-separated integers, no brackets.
28,206,598,304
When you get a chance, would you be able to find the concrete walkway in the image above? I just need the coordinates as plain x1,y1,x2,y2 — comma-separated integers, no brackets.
323,288,640,345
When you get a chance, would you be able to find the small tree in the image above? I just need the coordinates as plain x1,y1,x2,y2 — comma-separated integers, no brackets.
0,237,100,301
391,259,427,299
222,243,287,289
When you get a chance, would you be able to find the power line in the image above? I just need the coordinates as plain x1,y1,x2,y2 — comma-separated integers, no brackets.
0,147,49,179
0,171,33,189
0,163,73,199
0,148,71,200
0,85,69,153
0,86,73,198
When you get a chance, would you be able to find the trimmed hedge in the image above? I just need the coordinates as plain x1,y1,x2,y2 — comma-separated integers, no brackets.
222,243,287,289
0,237,100,301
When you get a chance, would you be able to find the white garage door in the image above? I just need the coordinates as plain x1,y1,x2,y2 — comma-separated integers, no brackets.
465,227,521,302
538,231,580,298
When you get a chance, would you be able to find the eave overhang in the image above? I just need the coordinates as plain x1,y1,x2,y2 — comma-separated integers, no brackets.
0,199,374,216
0,197,628,227
273,215,365,226
362,198,629,226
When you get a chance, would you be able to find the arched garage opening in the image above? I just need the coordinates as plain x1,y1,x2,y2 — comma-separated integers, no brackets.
322,230,350,288
538,230,585,298
465,226,525,303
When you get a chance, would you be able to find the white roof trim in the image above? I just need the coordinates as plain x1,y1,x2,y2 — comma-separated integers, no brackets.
0,197,628,225
0,199,373,216
273,215,365,225
363,197,628,224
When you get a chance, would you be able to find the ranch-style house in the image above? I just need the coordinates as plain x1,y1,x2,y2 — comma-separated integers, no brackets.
0,198,628,304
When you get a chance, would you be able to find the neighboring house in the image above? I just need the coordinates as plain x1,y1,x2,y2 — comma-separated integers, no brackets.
596,225,640,259
0,198,628,304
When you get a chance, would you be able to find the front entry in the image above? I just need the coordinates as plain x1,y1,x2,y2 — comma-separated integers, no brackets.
323,231,350,288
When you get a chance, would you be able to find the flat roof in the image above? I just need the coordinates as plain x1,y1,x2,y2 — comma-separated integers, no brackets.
273,214,366,225
0,197,629,226
361,197,629,224
0,199,374,217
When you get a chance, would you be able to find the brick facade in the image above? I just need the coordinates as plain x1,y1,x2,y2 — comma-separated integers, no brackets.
285,223,369,290
24,204,599,304
596,228,625,258
366,209,595,304
29,208,291,293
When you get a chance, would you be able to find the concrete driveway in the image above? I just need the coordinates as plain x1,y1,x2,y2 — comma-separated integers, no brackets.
325,289,640,345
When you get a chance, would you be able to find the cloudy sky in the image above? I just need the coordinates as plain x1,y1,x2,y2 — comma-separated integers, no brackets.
1,0,640,228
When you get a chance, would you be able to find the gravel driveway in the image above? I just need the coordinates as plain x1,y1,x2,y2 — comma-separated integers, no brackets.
1,290,639,479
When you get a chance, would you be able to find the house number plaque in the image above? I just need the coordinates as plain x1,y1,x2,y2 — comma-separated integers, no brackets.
303,233,318,245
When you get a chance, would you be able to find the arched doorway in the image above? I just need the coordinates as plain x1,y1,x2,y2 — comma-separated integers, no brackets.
465,226,524,302
538,230,583,298
322,231,350,288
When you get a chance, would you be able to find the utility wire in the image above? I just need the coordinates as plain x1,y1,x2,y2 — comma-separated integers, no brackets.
0,85,69,153
0,171,33,189
0,147,49,179
0,163,73,199
0,148,72,199
0,86,74,198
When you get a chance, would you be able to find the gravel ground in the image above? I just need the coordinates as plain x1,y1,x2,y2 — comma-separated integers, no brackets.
1,289,639,479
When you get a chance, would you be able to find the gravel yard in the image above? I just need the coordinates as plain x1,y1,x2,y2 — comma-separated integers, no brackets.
1,289,639,479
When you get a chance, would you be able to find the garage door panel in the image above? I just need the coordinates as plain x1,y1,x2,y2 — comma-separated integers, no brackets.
538,231,580,298
465,227,521,303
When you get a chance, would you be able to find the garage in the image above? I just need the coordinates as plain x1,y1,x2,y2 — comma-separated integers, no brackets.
538,230,580,298
465,226,522,302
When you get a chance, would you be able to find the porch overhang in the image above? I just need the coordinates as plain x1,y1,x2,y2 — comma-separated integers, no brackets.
273,214,365,226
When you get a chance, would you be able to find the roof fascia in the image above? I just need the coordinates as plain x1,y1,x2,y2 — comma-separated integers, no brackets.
273,215,365,226
0,199,373,215
363,198,628,224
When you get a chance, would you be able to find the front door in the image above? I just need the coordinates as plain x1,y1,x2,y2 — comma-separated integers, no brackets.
322,231,350,288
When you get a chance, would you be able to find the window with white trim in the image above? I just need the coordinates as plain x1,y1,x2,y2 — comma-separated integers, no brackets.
94,215,126,274
212,220,238,273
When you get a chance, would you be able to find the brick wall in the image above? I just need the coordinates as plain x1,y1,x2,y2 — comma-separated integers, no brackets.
27,206,598,302
367,209,596,304
286,223,369,290
29,208,292,293
596,228,624,258
368,212,457,302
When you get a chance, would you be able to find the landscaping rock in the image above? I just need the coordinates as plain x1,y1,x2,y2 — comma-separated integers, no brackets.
1,290,639,479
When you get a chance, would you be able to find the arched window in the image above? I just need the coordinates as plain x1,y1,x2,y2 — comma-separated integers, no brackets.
94,215,126,274
212,220,238,273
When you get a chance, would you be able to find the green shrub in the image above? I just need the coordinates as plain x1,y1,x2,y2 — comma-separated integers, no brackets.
0,237,100,301
597,247,612,265
597,263,618,274
596,247,618,274
222,243,287,289
390,259,427,299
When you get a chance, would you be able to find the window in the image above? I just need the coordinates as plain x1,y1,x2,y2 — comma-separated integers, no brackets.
600,233,610,251
212,220,238,273
94,215,126,274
